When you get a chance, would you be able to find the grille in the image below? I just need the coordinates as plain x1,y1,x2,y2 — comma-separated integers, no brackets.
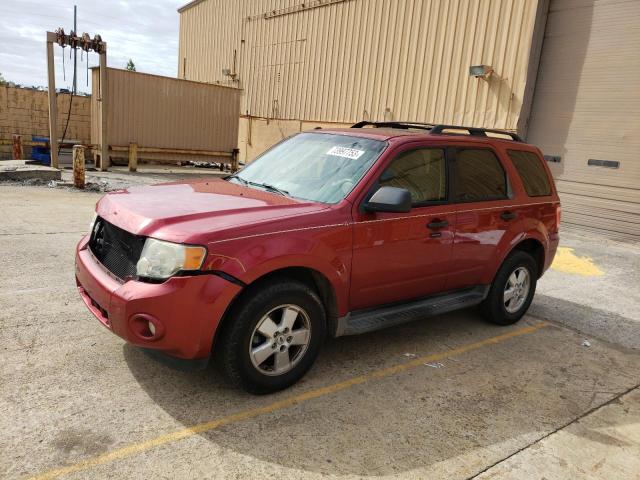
89,217,146,280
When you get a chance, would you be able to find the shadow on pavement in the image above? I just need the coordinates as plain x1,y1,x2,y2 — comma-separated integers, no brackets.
123,308,640,477
531,294,640,351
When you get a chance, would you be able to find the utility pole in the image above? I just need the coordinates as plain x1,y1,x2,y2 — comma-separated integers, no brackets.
99,49,108,170
46,30,106,171
46,36,58,168
73,5,77,95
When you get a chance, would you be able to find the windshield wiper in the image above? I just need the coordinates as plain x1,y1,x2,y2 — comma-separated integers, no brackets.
226,174,248,185
251,182,289,197
227,175,289,197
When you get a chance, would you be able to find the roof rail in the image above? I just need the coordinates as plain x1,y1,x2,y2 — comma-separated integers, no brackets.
351,121,435,131
350,121,522,142
429,124,523,142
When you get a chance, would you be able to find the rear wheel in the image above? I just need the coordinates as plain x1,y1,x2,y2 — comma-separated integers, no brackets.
482,251,537,325
216,279,326,394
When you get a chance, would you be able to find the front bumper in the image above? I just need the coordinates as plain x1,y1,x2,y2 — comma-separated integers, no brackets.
75,235,242,360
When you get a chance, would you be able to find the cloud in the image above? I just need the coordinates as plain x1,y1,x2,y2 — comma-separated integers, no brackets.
0,0,184,93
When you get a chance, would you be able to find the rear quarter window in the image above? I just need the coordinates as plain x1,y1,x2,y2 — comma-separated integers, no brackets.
508,150,552,197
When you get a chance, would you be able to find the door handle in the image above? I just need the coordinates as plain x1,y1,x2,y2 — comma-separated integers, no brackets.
427,219,449,230
501,211,517,221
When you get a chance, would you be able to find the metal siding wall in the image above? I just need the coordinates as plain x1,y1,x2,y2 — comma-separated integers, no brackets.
179,0,538,130
526,0,640,239
91,68,241,152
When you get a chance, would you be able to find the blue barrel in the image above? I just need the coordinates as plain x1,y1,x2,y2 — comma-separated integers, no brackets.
31,136,51,165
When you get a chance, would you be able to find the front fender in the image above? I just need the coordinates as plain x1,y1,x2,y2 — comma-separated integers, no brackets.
202,227,352,316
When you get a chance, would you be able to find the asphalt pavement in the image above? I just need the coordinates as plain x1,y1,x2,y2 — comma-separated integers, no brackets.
1,181,638,480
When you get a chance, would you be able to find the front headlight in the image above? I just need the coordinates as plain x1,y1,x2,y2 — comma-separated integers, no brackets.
136,238,207,279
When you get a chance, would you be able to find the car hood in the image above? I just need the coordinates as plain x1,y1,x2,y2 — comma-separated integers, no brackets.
96,178,328,242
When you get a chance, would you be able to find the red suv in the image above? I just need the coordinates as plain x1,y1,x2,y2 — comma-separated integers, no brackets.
76,122,560,393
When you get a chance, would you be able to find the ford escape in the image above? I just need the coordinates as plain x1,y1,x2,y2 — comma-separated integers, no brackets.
76,121,560,393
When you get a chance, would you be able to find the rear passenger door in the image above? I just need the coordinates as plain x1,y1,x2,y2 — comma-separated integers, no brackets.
447,146,517,289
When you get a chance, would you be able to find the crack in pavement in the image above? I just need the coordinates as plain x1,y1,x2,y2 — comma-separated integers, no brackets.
466,383,640,479
0,231,86,236
0,286,77,296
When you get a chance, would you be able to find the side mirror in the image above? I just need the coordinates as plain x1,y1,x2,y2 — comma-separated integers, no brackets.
363,186,412,213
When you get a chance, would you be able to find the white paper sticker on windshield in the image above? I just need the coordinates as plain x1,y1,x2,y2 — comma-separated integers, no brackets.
326,146,365,160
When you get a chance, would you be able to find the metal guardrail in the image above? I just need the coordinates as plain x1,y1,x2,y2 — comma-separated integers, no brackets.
1,136,240,172
109,144,240,172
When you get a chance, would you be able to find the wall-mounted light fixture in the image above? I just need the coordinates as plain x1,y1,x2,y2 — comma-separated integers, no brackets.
222,50,240,82
222,68,238,81
469,65,494,78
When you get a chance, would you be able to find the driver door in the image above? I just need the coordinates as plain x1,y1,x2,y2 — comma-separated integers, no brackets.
350,146,456,310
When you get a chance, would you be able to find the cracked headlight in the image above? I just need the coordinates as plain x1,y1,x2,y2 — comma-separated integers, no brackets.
136,238,207,279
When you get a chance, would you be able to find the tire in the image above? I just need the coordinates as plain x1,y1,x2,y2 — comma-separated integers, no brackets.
481,251,538,325
216,279,326,394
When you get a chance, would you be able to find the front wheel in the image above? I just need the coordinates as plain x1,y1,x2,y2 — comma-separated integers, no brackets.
216,279,326,394
482,251,537,325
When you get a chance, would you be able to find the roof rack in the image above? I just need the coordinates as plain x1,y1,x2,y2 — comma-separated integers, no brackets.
350,121,522,142
429,124,523,142
351,121,435,131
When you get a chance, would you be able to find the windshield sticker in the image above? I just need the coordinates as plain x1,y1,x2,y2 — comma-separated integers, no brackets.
326,146,365,160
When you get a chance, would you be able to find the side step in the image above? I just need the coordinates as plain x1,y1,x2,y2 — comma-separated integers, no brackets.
335,285,489,337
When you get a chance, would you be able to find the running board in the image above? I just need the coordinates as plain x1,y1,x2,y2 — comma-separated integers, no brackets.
335,286,489,337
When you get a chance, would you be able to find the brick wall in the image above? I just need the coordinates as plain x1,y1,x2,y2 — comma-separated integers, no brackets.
0,85,91,159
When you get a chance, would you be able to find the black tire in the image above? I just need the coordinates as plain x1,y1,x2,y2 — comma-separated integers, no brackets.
216,279,326,394
481,251,538,325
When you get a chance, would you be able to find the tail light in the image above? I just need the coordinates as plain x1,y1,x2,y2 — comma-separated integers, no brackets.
555,205,562,231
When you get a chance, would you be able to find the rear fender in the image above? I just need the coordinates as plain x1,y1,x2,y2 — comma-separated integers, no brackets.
484,227,549,284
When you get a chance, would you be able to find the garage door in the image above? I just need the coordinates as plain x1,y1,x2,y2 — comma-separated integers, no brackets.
526,0,640,241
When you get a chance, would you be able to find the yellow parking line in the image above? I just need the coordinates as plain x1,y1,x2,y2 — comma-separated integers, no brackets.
29,321,549,480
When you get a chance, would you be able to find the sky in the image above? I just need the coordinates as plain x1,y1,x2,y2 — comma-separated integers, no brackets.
0,0,185,93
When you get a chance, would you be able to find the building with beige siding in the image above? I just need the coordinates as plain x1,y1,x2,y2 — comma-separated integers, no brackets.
177,0,639,239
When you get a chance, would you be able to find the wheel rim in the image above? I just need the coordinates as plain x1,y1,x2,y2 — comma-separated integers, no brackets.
249,304,311,376
503,266,531,314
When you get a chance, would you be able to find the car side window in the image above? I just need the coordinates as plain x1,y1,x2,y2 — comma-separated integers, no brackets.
452,148,507,202
378,148,446,205
507,150,552,197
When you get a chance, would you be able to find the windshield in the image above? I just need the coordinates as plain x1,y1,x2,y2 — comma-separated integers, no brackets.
228,132,386,203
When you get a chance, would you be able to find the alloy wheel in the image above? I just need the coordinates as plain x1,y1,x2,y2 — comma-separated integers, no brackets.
503,266,531,314
249,304,311,376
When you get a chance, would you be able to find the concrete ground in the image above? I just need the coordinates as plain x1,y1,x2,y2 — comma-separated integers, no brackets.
0,161,61,182
1,179,639,480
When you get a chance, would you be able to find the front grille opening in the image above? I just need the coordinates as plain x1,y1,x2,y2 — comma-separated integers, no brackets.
90,297,109,320
79,284,110,326
89,217,146,280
